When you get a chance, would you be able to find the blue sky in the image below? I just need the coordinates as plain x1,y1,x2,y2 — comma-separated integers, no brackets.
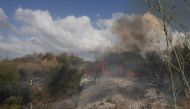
0,0,148,20
0,0,189,61
0,0,167,60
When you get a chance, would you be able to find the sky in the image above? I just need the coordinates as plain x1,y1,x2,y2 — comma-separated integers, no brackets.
0,0,188,61
0,0,148,19
0,0,150,61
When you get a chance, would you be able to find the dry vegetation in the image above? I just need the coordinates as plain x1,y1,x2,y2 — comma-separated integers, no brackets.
0,53,85,109
1,0,190,109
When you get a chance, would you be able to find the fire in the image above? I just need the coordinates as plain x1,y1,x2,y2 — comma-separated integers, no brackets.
100,60,111,76
127,70,140,78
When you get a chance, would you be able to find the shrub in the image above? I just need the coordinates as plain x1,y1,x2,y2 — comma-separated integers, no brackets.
46,55,83,99
0,62,31,107
145,51,168,83
1,96,22,109
0,62,20,103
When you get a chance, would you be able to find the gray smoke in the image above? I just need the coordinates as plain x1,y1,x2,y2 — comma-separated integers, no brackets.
111,12,167,53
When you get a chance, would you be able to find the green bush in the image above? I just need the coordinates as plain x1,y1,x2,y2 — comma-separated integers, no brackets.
0,62,20,103
1,96,22,109
0,62,31,107
46,55,83,99
145,51,168,83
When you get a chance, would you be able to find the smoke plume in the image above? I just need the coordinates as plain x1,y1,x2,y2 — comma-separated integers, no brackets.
111,12,166,53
